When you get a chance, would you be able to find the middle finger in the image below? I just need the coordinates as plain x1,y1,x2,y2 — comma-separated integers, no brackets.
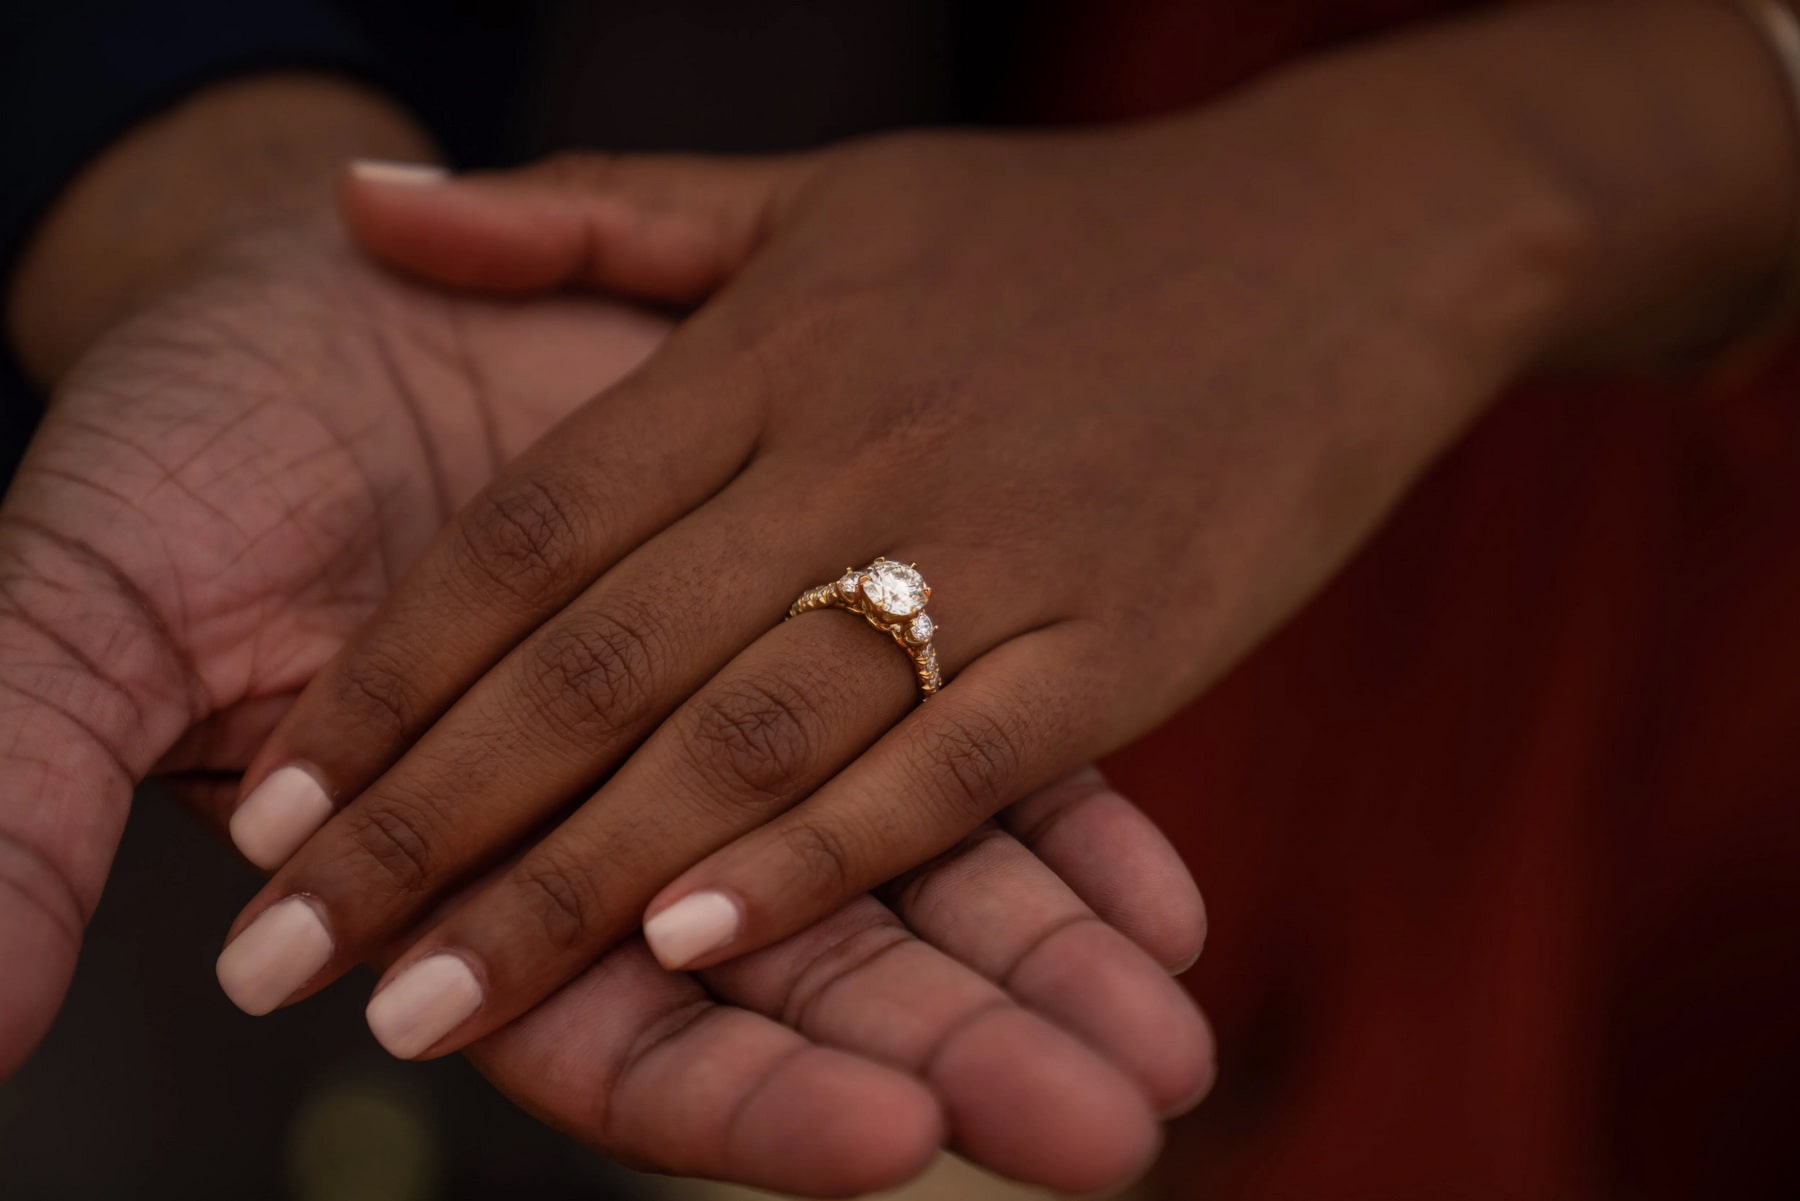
214,468,838,1014
352,545,1031,1057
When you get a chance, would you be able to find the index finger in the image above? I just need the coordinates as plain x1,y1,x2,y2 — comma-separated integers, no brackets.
228,362,758,870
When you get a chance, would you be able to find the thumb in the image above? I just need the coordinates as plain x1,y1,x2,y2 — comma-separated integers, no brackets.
0,502,198,1079
339,151,816,304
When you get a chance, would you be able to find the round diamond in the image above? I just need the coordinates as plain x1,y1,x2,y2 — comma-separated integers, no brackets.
861,560,927,618
838,572,861,598
908,613,935,642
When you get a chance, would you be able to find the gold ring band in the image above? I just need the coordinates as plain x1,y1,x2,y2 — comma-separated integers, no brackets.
788,557,941,698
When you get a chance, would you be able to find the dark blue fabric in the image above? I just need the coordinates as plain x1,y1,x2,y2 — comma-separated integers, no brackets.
0,0,385,432
0,0,388,303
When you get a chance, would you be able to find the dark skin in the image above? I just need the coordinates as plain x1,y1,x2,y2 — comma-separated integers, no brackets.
232,0,1793,1067
0,77,1209,1196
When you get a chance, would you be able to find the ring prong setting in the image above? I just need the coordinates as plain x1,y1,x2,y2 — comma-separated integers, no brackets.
790,555,941,698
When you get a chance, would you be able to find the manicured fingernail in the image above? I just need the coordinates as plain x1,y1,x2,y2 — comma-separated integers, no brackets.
644,891,740,970
216,897,333,1016
349,159,449,186
230,765,333,870
366,954,483,1059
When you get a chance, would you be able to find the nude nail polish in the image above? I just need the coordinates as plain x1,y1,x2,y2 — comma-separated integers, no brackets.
349,159,449,186
216,897,333,1016
644,891,741,970
230,765,334,870
366,954,483,1059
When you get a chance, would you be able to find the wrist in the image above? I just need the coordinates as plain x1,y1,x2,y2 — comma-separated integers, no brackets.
5,72,436,389
1309,0,1798,374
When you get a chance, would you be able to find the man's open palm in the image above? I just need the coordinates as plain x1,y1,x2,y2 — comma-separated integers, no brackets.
0,222,1209,1194
0,223,665,1076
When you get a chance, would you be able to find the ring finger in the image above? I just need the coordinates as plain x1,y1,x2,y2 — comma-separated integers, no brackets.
348,546,1035,1057
217,534,1037,1040
214,468,841,1013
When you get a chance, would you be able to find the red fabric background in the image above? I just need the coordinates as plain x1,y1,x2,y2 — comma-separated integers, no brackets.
1024,3,1800,1196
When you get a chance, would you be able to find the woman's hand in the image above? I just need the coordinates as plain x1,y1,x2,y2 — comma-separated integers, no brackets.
222,48,1594,1065
445,768,1212,1195
0,159,1208,1200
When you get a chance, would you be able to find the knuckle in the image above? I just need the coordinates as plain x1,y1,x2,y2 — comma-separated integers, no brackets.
884,824,1008,925
511,853,600,952
778,819,856,896
683,676,820,805
924,708,1025,818
716,291,867,387
344,798,438,893
779,919,910,1029
330,650,417,743
522,603,662,742
455,475,590,607
852,378,964,470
